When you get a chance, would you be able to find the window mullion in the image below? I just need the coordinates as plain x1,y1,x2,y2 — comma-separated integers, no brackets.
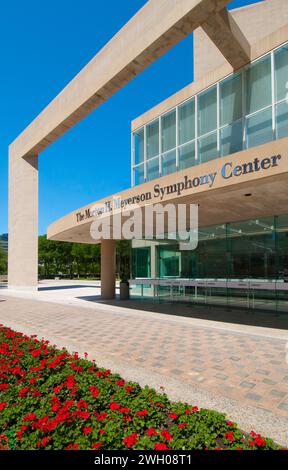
195,95,199,163
144,125,147,182
217,82,221,156
271,50,276,139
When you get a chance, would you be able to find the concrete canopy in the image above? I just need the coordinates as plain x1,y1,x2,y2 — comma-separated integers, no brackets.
47,138,288,245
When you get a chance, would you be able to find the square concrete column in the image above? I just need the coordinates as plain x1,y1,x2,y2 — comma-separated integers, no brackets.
101,239,116,300
8,150,38,290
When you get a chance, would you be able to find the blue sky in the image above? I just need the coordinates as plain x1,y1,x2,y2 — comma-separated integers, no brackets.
0,0,262,235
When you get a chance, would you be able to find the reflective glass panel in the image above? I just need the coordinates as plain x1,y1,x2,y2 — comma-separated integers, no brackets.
246,108,273,148
220,73,242,126
147,157,159,181
161,150,176,176
198,85,217,135
134,164,145,185
179,142,196,170
132,247,151,278
179,99,195,145
221,120,243,156
275,44,288,102
276,101,288,139
161,110,176,152
146,120,159,159
198,132,218,163
134,128,144,165
246,55,272,114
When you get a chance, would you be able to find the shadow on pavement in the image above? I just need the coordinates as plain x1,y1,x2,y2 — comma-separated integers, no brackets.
77,295,288,330
38,284,98,292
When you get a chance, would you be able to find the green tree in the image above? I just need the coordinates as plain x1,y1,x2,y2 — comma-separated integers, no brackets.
0,244,7,275
38,236,101,279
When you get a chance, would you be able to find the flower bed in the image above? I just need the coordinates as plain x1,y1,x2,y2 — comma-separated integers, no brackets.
0,325,281,450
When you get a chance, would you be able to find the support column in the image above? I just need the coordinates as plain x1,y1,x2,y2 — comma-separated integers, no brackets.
101,239,116,300
8,150,38,290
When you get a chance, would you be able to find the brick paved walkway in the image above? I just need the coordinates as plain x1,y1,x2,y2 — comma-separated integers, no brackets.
0,289,287,444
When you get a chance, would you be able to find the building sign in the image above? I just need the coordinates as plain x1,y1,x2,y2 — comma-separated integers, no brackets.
76,154,282,223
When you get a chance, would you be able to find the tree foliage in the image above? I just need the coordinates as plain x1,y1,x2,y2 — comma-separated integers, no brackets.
38,236,131,279
0,244,7,275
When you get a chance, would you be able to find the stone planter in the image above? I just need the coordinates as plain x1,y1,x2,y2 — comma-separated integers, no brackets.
120,282,130,300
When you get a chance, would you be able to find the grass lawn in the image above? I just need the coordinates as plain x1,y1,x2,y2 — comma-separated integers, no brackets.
0,324,282,450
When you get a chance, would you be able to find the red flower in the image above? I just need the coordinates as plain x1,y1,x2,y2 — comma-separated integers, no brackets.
123,433,138,448
16,431,23,440
53,385,63,394
120,407,130,414
226,421,234,426
74,410,90,420
169,412,178,420
83,427,92,435
23,412,37,421
116,379,125,386
37,437,49,447
19,387,30,397
89,385,100,398
0,402,7,411
225,431,234,442
92,442,102,449
125,386,134,393
99,429,105,435
96,412,108,422
249,440,256,447
66,443,79,451
51,396,61,412
65,375,76,389
136,409,148,417
255,437,266,447
155,443,169,450
178,422,187,429
110,402,121,410
147,428,157,436
77,399,88,409
185,406,199,414
161,430,173,441
31,349,41,357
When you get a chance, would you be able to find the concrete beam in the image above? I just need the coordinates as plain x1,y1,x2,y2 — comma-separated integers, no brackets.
8,151,38,290
201,8,251,70
101,240,116,300
9,0,230,160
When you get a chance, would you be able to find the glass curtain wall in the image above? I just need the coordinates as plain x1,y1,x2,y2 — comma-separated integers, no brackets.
131,214,288,312
131,214,288,281
156,216,281,281
133,42,288,185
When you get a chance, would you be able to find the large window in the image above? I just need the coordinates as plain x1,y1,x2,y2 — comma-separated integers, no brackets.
132,247,151,278
134,128,144,165
146,120,159,159
245,55,272,114
132,42,288,185
198,86,217,136
155,215,283,282
179,99,195,145
220,73,242,126
161,110,176,153
275,44,288,102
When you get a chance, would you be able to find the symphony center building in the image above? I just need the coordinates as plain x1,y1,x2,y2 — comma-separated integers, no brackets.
9,0,288,314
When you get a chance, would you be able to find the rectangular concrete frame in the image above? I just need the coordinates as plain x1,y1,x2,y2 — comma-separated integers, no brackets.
9,0,239,290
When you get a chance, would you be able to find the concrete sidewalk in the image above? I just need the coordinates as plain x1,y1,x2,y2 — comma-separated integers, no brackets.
0,281,287,445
